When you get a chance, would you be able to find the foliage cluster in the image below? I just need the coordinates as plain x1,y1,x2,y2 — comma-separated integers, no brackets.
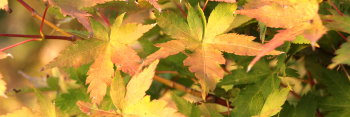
0,0,350,117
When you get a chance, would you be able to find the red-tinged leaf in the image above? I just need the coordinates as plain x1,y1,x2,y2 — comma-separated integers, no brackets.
302,16,327,46
209,33,283,56
145,0,161,11
144,40,186,64
248,24,309,71
47,0,125,32
236,0,319,28
76,101,119,117
86,45,114,104
111,45,141,75
209,0,236,3
183,45,225,99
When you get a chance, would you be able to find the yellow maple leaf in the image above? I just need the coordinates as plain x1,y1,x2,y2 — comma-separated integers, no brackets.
145,3,282,98
49,13,154,104
78,60,183,117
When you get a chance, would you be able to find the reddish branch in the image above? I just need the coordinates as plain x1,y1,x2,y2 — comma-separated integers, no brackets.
0,34,75,41
0,39,41,51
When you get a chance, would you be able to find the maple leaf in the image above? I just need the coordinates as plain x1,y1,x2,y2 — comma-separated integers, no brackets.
236,0,327,70
145,3,282,98
0,74,6,98
47,0,125,32
48,13,154,104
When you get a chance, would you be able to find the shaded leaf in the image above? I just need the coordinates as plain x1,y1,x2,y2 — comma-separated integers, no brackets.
231,75,280,117
307,63,350,117
280,94,317,117
172,94,201,117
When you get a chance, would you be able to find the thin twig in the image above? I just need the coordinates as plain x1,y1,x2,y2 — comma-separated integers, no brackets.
173,1,187,17
202,0,209,11
154,75,231,107
16,0,72,37
0,34,75,41
328,0,344,16
0,39,41,51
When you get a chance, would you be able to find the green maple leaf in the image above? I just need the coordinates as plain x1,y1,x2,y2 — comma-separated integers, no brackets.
48,13,154,104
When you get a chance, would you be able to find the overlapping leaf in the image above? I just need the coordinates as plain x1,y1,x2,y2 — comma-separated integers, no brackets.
145,3,282,98
236,0,327,70
48,13,154,104
78,60,184,117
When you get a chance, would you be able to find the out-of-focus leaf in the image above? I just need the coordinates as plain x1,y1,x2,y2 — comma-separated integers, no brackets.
322,15,350,34
56,88,89,113
0,73,6,98
0,107,39,117
329,41,350,69
307,63,350,117
280,94,317,117
34,89,56,117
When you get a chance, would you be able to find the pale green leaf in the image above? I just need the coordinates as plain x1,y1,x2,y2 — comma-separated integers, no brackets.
187,4,206,41
256,88,290,117
205,3,237,40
